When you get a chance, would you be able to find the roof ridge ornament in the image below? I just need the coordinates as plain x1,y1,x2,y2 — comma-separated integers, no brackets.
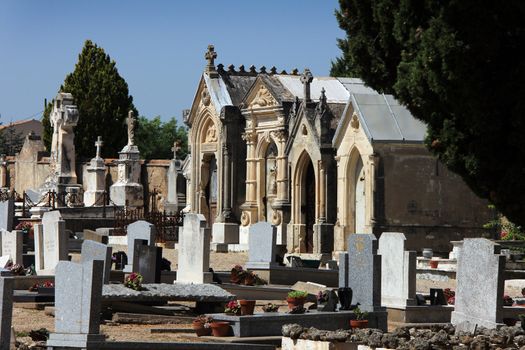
204,45,219,78
300,68,314,102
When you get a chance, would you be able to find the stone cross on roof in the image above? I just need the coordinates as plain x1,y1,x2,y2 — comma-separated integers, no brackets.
300,68,314,102
171,141,181,159
205,45,219,78
95,136,103,159
126,110,135,146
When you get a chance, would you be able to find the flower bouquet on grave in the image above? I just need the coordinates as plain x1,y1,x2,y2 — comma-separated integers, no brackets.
124,272,143,291
28,280,54,293
262,303,279,313
15,221,33,234
503,295,514,306
230,265,246,284
224,300,241,316
7,263,27,276
317,290,328,308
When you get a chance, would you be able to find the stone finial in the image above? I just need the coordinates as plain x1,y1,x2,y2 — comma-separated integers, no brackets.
227,64,235,72
320,87,327,104
259,66,266,74
300,68,314,102
204,45,218,78
171,141,181,159
238,65,246,73
291,68,299,75
249,65,256,73
126,110,136,146
217,63,224,72
95,136,103,159
270,66,277,74
280,70,288,75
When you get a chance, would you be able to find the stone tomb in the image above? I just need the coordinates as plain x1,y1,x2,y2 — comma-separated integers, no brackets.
177,213,212,284
123,220,156,273
81,240,112,284
451,238,506,329
47,260,105,348
0,198,14,232
245,222,278,270
1,230,23,265
34,210,68,274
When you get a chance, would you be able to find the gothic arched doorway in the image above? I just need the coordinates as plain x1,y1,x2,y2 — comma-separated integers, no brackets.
200,153,217,227
300,157,315,253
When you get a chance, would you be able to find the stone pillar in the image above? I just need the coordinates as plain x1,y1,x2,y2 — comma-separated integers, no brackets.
165,141,181,214
84,137,106,207
212,139,239,247
0,155,7,189
177,213,212,284
239,130,258,247
109,112,143,208
48,92,80,194
313,160,333,254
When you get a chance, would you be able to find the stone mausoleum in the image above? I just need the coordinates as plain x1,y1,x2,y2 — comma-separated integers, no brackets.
185,45,493,254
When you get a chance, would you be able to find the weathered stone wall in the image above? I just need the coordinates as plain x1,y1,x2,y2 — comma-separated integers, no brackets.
373,143,494,253
6,155,172,211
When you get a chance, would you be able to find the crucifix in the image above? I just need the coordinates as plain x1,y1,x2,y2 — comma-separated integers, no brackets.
205,45,218,78
126,110,135,146
95,136,103,158
300,68,314,102
171,141,181,159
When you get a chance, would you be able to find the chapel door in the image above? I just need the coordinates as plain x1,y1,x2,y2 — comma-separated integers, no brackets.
354,157,366,233
207,156,218,226
304,161,315,253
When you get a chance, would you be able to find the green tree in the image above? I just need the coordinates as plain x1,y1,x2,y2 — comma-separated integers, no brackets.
332,0,525,227
135,116,188,160
0,118,24,156
42,40,136,159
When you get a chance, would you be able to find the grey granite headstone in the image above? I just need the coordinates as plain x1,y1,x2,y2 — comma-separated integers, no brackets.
348,233,382,312
177,213,212,284
40,210,68,274
47,260,105,348
123,220,156,273
133,240,162,284
245,222,277,269
1,230,23,265
451,238,505,329
0,199,14,232
0,277,14,350
338,252,349,288
378,232,416,307
81,240,112,284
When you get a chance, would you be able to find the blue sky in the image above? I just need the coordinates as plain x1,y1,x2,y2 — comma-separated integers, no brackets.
0,1,344,125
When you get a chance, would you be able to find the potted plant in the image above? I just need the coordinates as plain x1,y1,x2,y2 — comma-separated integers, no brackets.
210,321,231,337
429,259,439,269
224,300,241,316
287,290,308,310
350,307,369,329
239,299,256,315
124,272,143,291
192,315,213,336
262,303,279,313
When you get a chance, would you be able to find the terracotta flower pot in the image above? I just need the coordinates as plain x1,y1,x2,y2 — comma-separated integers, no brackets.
287,297,306,310
192,320,212,337
240,300,256,315
350,319,369,329
429,260,439,269
210,321,231,337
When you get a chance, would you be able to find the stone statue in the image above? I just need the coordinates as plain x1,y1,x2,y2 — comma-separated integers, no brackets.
126,110,135,146
268,164,277,195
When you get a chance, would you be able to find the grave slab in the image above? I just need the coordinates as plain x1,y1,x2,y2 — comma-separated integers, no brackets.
208,310,388,337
